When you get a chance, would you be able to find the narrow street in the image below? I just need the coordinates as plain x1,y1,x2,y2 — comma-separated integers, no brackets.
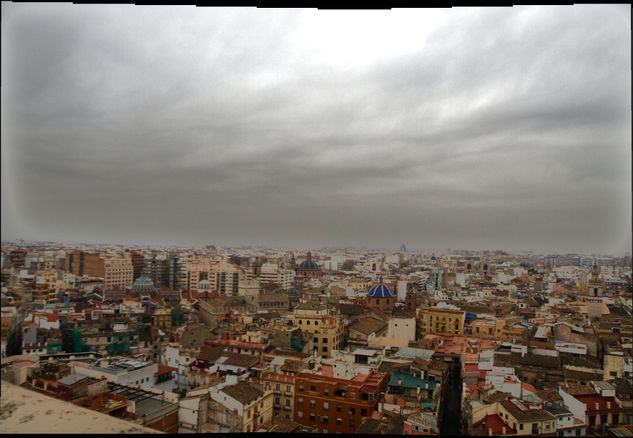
440,358,462,435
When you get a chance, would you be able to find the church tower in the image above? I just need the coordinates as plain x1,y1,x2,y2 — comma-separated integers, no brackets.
586,263,604,320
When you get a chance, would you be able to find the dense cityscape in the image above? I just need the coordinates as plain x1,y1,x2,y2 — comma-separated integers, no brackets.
0,241,631,434
2,3,631,436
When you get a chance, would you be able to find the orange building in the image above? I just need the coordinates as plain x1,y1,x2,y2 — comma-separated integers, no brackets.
65,251,106,277
293,365,388,433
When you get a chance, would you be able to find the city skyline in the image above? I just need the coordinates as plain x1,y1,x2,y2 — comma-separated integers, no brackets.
2,5,631,255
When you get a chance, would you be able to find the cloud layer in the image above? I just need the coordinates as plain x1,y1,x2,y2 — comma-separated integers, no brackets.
2,5,631,254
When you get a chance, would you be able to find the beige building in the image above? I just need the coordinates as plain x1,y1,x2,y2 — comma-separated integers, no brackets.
294,302,344,358
209,380,274,433
386,311,416,341
472,399,556,436
259,263,295,290
187,257,225,291
103,254,134,290
603,351,625,380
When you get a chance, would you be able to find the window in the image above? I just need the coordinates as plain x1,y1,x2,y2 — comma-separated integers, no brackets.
361,408,367,417
324,388,329,396
286,399,291,407
323,402,329,410
310,400,316,408
298,411,303,419
323,337,328,343
520,424,523,431
315,321,318,326
322,347,328,352
310,413,315,422
310,385,317,392
299,385,304,393
298,397,304,406
322,416,328,424
299,320,302,324
337,405,342,412
349,408,355,416
274,397,280,405
336,418,342,425
307,320,311,325
349,420,355,428
314,337,319,343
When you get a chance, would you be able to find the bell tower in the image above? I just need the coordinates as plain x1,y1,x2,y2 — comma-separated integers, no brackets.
587,262,604,319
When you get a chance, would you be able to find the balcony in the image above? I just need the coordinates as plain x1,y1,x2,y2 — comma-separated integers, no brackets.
284,391,293,396
283,405,292,411
274,389,281,394
274,404,281,409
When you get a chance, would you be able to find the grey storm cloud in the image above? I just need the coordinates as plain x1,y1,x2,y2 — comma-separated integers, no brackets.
1,4,630,254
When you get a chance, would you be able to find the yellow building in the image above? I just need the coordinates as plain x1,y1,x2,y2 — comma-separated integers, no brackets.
152,308,172,332
294,302,344,358
261,372,296,420
470,318,525,343
417,307,465,337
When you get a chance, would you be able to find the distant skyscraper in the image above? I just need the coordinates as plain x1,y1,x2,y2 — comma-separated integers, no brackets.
400,243,407,252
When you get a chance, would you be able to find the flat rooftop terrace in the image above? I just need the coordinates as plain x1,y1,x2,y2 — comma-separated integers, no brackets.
0,382,161,434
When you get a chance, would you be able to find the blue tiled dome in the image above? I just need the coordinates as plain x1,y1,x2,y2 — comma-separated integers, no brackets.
298,259,320,270
366,284,395,298
297,251,320,270
198,279,211,291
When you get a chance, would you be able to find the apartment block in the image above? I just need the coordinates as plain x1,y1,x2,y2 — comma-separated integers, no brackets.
417,307,465,337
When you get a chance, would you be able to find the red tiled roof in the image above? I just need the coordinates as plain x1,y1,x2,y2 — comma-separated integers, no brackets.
262,373,294,384
154,364,178,376
473,414,517,436
575,395,622,413
464,363,479,373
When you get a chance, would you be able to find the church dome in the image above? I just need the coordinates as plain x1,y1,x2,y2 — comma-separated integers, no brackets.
133,276,154,293
198,279,211,291
298,251,320,270
366,283,395,298
298,259,320,270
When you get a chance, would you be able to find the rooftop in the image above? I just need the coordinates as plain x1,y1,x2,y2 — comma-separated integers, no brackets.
0,382,159,434
221,381,265,405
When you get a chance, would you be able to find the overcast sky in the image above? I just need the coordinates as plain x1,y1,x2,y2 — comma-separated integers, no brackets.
1,5,631,254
